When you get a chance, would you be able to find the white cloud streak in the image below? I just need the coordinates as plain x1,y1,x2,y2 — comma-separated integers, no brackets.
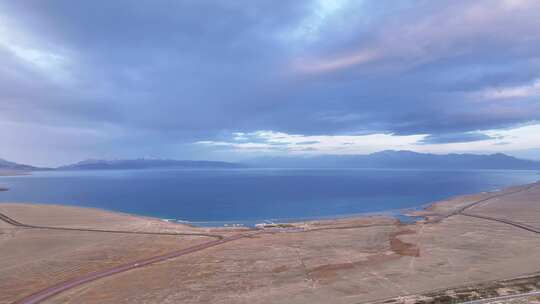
197,124,540,156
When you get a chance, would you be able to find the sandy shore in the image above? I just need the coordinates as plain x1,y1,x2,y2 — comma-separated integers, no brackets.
1,182,540,304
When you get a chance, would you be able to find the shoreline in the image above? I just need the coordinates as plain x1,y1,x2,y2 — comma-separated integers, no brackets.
1,169,538,228
1,180,538,230
3,180,540,303
168,180,539,228
183,208,411,228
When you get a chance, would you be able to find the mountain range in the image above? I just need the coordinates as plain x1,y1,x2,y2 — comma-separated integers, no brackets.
57,158,246,170
1,151,540,171
0,158,43,171
248,150,540,170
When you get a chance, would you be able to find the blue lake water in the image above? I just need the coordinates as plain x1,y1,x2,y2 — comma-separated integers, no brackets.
0,169,538,226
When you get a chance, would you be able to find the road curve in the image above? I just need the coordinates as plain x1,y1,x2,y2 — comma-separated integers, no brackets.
425,183,539,224
13,233,254,304
455,183,540,234
0,211,224,239
460,212,540,234
459,183,538,214
4,182,539,304
0,209,258,304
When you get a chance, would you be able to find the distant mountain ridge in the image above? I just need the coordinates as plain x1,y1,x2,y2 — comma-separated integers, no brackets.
57,158,246,170
1,151,540,172
0,158,42,171
249,150,540,170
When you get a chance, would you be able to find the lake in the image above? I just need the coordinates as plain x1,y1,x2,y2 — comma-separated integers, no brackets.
0,168,538,226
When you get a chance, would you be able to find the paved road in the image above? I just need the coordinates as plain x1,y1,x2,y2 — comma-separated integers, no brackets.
3,182,539,304
0,211,223,239
426,183,538,224
13,233,254,304
460,212,540,234
456,183,540,234
1,209,396,304
0,210,255,304
429,183,540,304
459,183,537,214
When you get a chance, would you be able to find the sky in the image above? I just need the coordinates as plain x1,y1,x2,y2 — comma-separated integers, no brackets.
0,0,539,166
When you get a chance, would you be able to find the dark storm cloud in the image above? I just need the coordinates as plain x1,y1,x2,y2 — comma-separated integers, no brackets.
1,0,540,164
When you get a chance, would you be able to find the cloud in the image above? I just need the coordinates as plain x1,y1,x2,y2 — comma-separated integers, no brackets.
197,123,540,156
477,79,540,99
416,123,540,155
294,49,380,73
0,0,540,164
196,130,427,155
296,141,320,145
419,132,496,145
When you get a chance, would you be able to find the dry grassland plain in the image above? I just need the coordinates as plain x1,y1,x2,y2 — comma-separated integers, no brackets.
0,182,539,304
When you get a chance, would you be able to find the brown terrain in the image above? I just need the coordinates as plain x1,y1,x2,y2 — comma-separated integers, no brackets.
0,181,539,304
